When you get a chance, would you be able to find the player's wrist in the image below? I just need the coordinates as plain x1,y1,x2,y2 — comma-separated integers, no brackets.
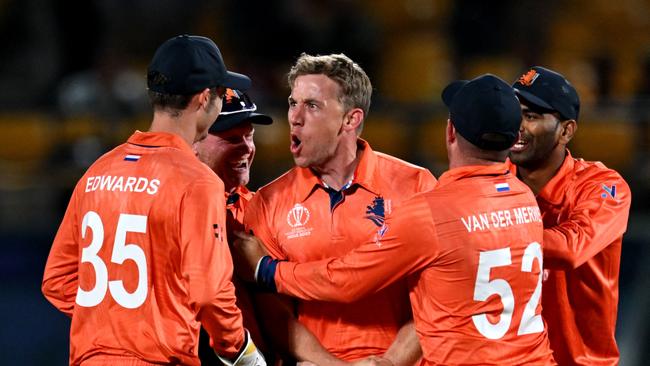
256,255,279,292
254,256,265,283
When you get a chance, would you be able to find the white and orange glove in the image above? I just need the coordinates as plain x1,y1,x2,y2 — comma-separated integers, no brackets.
218,330,266,366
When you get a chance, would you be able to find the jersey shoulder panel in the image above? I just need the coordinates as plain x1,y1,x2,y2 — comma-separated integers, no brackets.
253,167,301,200
570,158,630,199
372,152,437,193
373,151,431,174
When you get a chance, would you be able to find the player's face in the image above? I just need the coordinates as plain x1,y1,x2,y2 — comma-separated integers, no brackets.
193,122,255,193
509,103,562,169
287,74,346,168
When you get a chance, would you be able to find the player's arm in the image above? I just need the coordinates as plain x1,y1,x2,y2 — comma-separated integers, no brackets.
180,179,248,360
254,196,438,303
382,320,421,366
378,167,435,366
543,172,631,269
254,292,348,366
42,186,81,317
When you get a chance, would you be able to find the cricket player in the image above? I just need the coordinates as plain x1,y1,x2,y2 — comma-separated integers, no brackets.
241,53,437,365
236,74,557,365
193,88,273,364
510,66,632,365
42,35,265,366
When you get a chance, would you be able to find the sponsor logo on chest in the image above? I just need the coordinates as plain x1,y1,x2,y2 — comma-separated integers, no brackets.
285,203,314,239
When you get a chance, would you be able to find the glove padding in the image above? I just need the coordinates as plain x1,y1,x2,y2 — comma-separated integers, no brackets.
218,329,266,366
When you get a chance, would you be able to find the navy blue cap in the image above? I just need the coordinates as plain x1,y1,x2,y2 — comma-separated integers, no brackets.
512,66,580,121
147,35,251,95
209,89,273,133
442,74,522,151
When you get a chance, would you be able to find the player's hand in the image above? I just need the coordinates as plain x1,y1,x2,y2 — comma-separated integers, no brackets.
232,230,269,282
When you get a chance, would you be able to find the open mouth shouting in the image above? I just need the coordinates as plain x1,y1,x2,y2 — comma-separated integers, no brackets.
290,133,302,155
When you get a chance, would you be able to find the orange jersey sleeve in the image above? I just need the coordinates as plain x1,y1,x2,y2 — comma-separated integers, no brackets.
226,188,269,356
542,168,631,269
243,192,285,260
534,152,630,365
180,179,244,357
274,195,437,302
42,182,82,317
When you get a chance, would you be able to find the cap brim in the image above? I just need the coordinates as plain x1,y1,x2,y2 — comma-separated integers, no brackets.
513,88,553,110
246,113,273,125
222,71,252,91
210,112,273,133
441,80,468,107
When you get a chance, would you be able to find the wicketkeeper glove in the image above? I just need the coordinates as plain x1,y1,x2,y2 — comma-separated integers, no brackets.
217,329,266,366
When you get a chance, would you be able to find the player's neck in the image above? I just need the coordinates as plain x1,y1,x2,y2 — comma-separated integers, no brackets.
149,112,197,147
517,148,567,195
312,138,360,191
449,156,505,169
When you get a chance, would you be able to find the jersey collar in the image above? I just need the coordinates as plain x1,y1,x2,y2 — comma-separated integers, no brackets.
437,163,511,188
226,185,253,208
294,138,380,201
536,149,575,205
126,130,195,157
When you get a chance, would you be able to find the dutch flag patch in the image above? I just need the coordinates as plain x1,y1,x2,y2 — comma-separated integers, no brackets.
124,154,141,162
495,182,510,192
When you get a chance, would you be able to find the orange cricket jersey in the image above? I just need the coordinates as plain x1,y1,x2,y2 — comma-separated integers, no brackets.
275,164,556,365
226,186,268,354
529,151,631,365
244,139,436,360
42,131,245,365
201,185,269,363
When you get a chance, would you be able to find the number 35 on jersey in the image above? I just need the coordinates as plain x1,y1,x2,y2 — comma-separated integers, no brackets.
76,211,148,309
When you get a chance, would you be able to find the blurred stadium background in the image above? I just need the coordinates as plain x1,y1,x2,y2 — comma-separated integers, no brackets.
1,0,649,364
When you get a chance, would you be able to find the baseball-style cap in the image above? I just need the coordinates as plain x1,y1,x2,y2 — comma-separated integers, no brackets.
147,34,251,95
209,88,273,133
512,66,580,121
442,74,522,151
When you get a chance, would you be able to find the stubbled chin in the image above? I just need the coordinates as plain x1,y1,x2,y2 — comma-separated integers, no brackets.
293,156,309,168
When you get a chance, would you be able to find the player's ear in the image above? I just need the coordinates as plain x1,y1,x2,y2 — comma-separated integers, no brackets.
446,119,457,145
193,88,211,111
343,108,364,133
559,119,577,145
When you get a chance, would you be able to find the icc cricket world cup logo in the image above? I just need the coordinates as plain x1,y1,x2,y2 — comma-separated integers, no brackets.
287,203,310,228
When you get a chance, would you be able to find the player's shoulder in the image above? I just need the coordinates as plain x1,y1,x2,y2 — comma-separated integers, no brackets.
79,143,128,178
372,151,437,192
253,167,300,200
390,190,437,227
373,151,431,175
571,156,629,189
147,146,224,192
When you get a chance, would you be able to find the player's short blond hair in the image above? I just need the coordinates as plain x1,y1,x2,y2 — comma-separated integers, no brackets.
288,53,372,130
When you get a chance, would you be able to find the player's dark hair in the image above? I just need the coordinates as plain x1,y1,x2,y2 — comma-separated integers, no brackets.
456,131,510,162
148,87,220,117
